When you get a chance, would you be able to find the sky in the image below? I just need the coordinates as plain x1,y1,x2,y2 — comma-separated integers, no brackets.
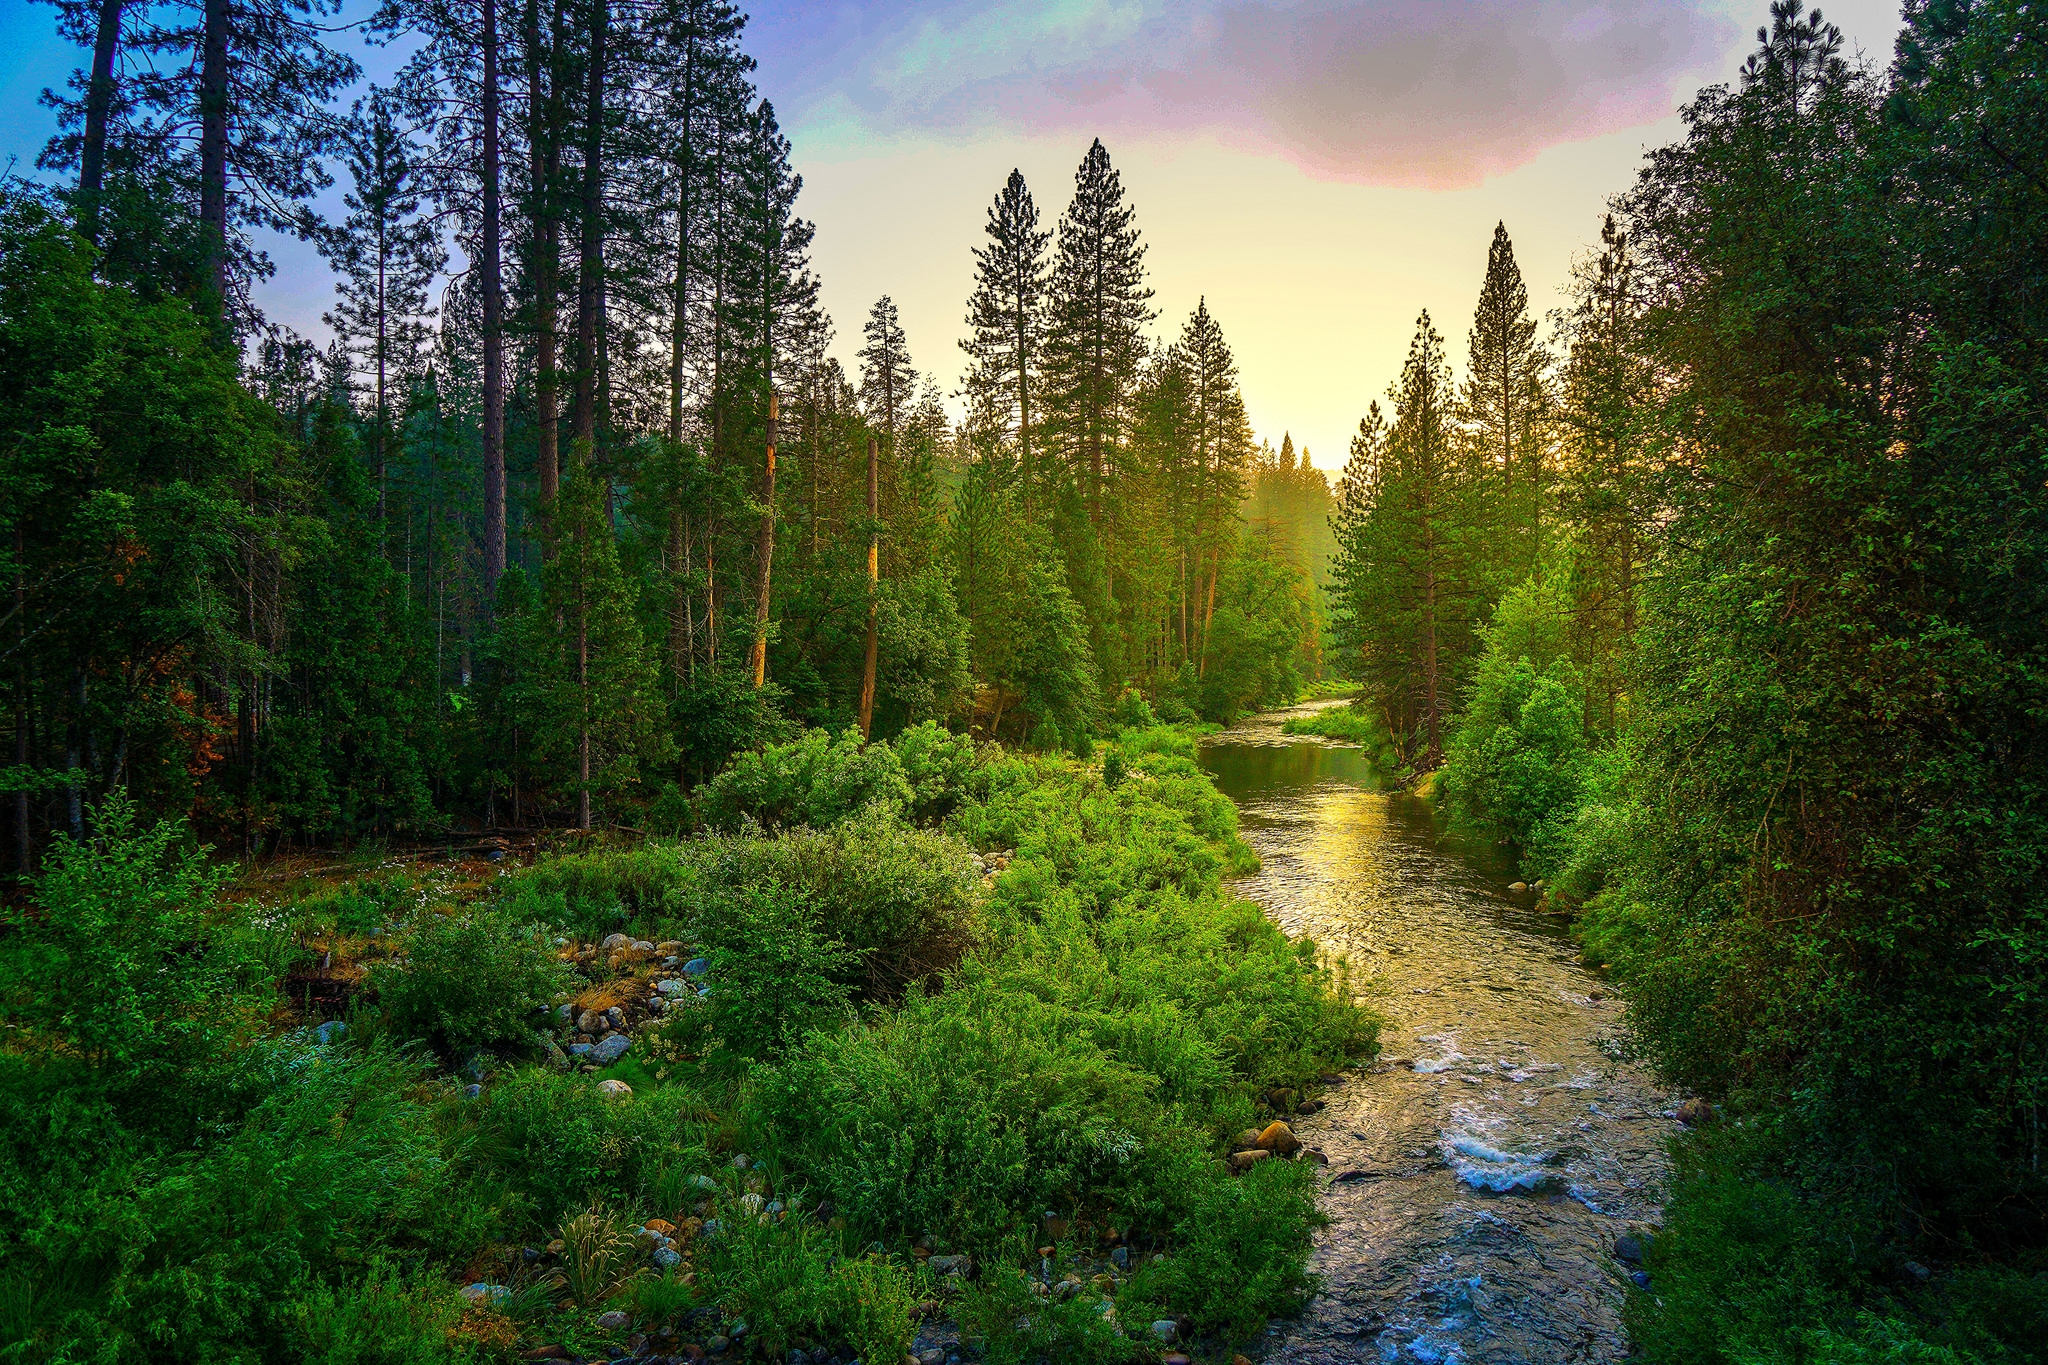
0,0,1908,470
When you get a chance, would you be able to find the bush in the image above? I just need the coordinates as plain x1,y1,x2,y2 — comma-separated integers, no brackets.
1123,1153,1322,1339
699,727,913,831
288,1260,466,1365
1,793,241,1085
1439,653,1588,858
674,883,855,1059
679,809,980,995
826,1256,919,1365
889,720,981,823
959,1260,1132,1365
472,1067,708,1226
701,1212,834,1357
369,911,570,1058
1109,688,1157,731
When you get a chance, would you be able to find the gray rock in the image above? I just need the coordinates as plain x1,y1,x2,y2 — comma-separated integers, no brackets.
653,1245,682,1271
1150,1320,1177,1344
707,1336,730,1354
605,1005,626,1029
1905,1261,1932,1281
683,957,711,976
927,1254,973,1277
657,978,691,996
589,1033,631,1065
919,1351,943,1365
647,996,668,1015
555,1003,575,1025
461,1083,482,1101
787,1352,807,1365
1108,1247,1128,1270
1613,1233,1646,1265
731,1153,751,1169
596,1078,633,1099
701,1219,723,1238
633,940,655,952
601,933,632,951
1630,1270,1652,1288
579,1010,604,1034
691,1173,721,1191
596,1308,632,1330
570,1042,596,1059
312,1020,347,1045
459,1282,511,1305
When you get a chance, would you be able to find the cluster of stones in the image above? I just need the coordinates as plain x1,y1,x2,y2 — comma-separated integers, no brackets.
968,848,1013,888
545,932,712,1086
1225,1075,1344,1174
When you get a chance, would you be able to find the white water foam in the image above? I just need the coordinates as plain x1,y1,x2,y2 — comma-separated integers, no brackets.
1440,1110,1559,1193
1412,1032,1464,1073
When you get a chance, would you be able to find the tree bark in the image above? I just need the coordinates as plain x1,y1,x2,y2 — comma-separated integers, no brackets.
198,0,230,319
858,433,879,738
749,390,776,688
569,0,605,457
78,0,124,243
480,0,506,597
527,0,560,515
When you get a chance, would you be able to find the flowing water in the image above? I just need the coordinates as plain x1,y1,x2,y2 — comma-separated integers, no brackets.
1198,702,1675,1365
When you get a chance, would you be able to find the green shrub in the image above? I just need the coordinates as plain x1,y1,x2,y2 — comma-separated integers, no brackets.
702,1211,834,1357
558,1205,642,1307
679,809,980,995
890,720,982,822
1,792,240,1085
671,884,855,1060
1110,688,1157,731
958,1260,1132,1365
1439,653,1588,856
825,1256,919,1365
369,910,570,1058
698,726,913,831
472,1067,707,1226
1124,1153,1322,1340
288,1260,467,1365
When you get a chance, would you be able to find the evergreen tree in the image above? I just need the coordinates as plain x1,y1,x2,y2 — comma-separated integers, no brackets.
1459,220,1549,570
1043,137,1154,522
857,294,916,445
960,169,1050,494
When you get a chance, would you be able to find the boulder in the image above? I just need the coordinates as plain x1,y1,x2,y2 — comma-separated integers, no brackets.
589,1034,631,1065
596,1078,633,1099
1228,1149,1271,1173
653,1245,682,1271
657,978,691,996
683,957,712,976
1296,1098,1325,1114
596,1308,631,1331
655,941,685,956
601,933,632,951
312,1020,347,1045
1237,1128,1263,1149
1613,1233,1647,1265
632,940,655,952
1267,1087,1298,1112
578,1010,603,1034
645,1218,677,1237
1254,1121,1303,1157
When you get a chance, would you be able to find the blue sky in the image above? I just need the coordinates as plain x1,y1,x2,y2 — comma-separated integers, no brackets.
0,0,1907,466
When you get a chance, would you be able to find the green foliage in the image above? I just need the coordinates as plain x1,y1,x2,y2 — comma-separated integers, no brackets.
958,1263,1131,1365
1198,539,1317,722
1,793,239,1083
1440,649,1588,862
558,1205,643,1308
677,809,981,995
677,884,855,1059
470,1067,707,1227
368,910,570,1057
1123,1154,1322,1339
826,1256,919,1365
700,1212,832,1358
886,720,982,823
287,1260,468,1365
698,726,913,832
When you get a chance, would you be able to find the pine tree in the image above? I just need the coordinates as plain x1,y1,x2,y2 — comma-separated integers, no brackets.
857,294,917,445
960,169,1050,493
320,88,445,529
1460,221,1549,551
1043,138,1153,521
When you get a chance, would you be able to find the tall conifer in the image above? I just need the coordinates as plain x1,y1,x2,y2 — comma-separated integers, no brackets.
960,170,1050,492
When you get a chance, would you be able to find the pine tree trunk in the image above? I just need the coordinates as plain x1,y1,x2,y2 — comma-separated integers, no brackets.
858,433,879,739
749,391,776,688
78,0,123,243
480,0,506,597
577,571,590,829
13,525,29,875
528,0,560,514
570,0,605,457
198,0,230,319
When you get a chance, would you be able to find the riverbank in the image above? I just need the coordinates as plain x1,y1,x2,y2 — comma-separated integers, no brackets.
0,724,1373,1364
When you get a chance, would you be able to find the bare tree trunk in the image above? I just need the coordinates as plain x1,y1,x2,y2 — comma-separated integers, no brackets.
858,433,879,739
749,391,776,688
480,0,506,597
527,0,560,516
78,0,124,243
198,0,229,319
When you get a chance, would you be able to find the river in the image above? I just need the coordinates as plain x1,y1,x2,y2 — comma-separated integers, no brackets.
1198,702,1675,1365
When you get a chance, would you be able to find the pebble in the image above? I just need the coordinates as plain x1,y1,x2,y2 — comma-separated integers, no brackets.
596,1078,633,1099
590,1034,632,1065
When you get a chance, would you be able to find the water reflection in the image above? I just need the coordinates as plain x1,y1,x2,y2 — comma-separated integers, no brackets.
1199,702,1672,1365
